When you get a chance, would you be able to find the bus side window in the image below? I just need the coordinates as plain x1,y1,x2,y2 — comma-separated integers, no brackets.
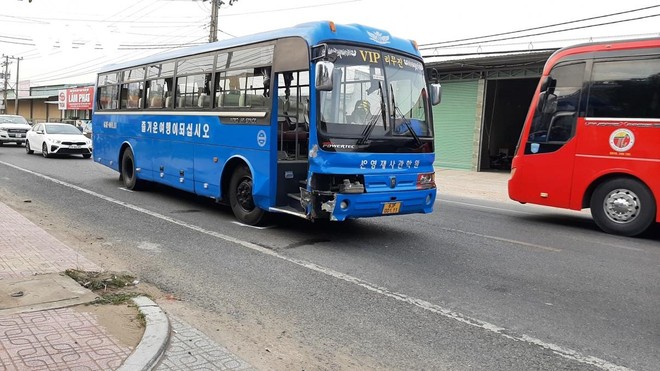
588,57,660,119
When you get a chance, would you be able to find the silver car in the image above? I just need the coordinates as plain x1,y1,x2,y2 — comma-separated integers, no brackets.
0,115,31,146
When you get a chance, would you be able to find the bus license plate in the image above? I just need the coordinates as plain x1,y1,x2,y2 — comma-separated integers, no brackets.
382,202,401,215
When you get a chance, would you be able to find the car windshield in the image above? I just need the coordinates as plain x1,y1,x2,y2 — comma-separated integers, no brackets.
45,124,83,135
0,115,29,125
318,44,431,140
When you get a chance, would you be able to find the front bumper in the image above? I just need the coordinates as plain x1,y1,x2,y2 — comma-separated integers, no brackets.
0,135,27,144
324,188,437,221
48,144,92,155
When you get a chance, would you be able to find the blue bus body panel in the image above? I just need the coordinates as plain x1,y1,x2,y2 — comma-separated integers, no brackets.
309,151,436,220
94,112,274,207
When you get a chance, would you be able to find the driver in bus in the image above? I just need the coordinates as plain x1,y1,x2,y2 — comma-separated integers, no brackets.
349,100,371,124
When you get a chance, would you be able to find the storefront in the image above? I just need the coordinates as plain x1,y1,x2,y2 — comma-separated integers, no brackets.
427,51,554,171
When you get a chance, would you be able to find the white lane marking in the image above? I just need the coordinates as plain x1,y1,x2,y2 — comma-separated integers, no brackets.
440,199,646,252
443,227,562,253
438,198,534,215
0,161,631,371
231,221,274,229
119,187,134,192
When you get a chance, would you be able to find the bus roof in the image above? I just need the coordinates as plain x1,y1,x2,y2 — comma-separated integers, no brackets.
544,36,660,72
97,21,421,74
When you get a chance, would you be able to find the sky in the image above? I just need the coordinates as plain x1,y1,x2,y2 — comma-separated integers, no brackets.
1,0,659,90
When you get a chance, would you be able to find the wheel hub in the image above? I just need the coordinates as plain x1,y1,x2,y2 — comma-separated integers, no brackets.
604,189,639,223
237,179,254,211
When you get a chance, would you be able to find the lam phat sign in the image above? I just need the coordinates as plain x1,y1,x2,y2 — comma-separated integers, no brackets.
58,87,94,110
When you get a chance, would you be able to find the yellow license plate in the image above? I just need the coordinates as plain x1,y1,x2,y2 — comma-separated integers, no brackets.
382,202,401,215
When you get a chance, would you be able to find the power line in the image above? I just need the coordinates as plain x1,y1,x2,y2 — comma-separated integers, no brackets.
419,4,660,48
422,13,660,54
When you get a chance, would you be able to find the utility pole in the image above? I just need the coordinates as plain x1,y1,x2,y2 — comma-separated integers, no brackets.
1,55,9,114
13,56,23,115
207,0,238,43
209,0,219,43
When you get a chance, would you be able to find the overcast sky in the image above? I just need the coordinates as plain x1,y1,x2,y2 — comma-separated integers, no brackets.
1,0,659,88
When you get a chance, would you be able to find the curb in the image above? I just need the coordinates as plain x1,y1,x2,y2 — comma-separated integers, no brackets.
117,296,171,371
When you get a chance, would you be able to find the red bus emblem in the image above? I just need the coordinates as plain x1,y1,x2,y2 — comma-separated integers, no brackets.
609,129,635,152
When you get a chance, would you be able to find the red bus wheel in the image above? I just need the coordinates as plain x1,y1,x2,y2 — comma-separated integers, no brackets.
590,178,656,237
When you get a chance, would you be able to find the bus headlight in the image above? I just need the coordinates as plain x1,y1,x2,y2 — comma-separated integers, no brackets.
416,172,436,189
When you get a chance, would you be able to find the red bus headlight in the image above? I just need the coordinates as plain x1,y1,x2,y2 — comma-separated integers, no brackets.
417,172,436,189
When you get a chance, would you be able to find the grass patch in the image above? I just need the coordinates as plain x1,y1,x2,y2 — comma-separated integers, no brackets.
65,269,150,307
65,269,136,291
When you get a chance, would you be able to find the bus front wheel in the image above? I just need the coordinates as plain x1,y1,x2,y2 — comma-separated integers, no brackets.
121,148,143,190
229,165,266,225
590,178,656,237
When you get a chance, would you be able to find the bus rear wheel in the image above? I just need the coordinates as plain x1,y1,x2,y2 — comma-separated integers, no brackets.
590,178,656,237
229,165,266,225
121,148,144,190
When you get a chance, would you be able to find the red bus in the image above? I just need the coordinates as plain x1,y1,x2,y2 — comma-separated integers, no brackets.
508,37,660,236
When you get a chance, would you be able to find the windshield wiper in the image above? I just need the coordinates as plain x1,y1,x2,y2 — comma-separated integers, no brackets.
390,84,423,148
358,82,387,145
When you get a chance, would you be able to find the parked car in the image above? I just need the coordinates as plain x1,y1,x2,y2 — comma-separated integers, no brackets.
25,122,93,158
0,114,32,146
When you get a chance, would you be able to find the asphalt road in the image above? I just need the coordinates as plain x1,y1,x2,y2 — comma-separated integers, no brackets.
1,146,658,370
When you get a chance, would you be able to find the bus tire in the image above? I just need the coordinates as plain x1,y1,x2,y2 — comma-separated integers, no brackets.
229,165,266,225
590,178,656,237
121,148,143,190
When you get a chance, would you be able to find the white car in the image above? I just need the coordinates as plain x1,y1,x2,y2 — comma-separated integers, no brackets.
25,122,93,158
0,114,32,146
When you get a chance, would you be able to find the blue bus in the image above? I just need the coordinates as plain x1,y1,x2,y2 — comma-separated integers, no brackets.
92,21,441,225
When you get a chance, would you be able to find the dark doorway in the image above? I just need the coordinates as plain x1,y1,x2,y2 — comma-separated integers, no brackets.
480,78,538,171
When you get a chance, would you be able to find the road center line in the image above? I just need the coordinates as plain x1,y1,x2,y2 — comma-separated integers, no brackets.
443,227,562,252
0,161,630,371
438,198,535,215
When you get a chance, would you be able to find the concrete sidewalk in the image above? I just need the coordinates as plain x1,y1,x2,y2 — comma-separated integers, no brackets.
436,168,511,202
0,168,509,370
0,201,254,370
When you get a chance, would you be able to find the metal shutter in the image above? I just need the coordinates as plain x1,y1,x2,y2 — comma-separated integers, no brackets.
432,80,480,170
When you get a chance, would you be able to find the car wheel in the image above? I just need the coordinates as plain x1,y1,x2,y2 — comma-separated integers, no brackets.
590,178,656,237
121,148,144,190
82,153,91,159
42,143,51,158
25,141,34,154
229,165,267,225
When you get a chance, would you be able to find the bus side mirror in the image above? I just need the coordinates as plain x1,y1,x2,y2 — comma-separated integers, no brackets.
429,84,441,106
315,61,334,91
537,76,557,113
538,91,558,114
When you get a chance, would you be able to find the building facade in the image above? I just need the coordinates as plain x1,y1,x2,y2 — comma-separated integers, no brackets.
427,51,554,171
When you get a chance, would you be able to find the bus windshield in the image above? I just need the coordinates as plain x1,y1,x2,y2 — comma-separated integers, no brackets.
318,44,431,148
